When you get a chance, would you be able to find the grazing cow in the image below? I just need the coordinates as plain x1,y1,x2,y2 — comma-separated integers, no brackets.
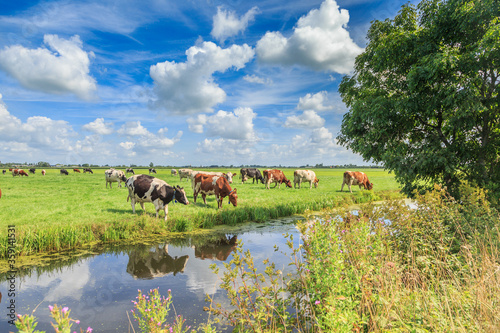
263,169,292,189
105,168,127,188
171,169,178,175
29,168,36,174
125,174,189,221
42,169,46,176
240,168,264,184
60,169,69,175
149,168,157,174
341,171,373,193
83,168,93,174
193,174,238,208
12,169,28,177
73,168,81,173
2,170,6,175
189,171,236,189
293,170,319,189
178,168,193,181
126,168,135,175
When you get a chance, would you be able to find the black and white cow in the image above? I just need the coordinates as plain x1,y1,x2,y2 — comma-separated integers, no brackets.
126,168,135,174
105,168,127,188
83,168,93,174
125,174,189,221
60,169,69,175
240,168,264,184
29,168,36,174
149,168,157,174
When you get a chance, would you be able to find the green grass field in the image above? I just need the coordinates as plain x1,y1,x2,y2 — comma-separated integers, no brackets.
0,167,402,258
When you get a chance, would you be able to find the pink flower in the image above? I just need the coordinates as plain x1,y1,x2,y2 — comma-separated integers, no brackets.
87,327,93,333
48,305,54,311
62,307,69,313
75,320,80,324
315,300,321,305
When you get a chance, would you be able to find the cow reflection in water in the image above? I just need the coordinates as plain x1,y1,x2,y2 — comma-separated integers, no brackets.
127,244,189,279
195,235,238,261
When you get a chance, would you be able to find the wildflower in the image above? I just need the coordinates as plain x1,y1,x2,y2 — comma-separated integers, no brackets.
48,305,54,311
75,320,80,324
62,307,69,314
17,314,22,318
315,300,321,305
87,328,93,333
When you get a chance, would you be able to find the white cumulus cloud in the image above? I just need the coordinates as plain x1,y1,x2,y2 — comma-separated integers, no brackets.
297,91,334,112
211,6,259,43
0,34,97,100
188,107,257,141
284,110,325,129
256,0,363,73
82,118,114,135
150,41,254,115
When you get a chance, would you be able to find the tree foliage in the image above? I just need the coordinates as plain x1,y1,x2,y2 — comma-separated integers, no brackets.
338,0,500,198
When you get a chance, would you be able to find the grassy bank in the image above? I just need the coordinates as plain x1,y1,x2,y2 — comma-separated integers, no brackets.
0,167,401,259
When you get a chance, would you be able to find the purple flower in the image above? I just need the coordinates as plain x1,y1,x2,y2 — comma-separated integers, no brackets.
62,307,69,314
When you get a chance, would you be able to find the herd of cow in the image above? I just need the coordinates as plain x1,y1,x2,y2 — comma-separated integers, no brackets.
3,166,373,220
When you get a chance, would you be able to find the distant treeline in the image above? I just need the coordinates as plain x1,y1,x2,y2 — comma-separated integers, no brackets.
0,162,383,169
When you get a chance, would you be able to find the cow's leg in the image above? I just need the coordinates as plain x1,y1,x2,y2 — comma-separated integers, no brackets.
140,202,146,212
202,194,207,205
164,205,168,221
309,181,312,189
340,181,345,192
193,189,198,203
130,198,136,214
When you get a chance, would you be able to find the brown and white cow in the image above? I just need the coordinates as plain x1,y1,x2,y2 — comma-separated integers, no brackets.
340,171,373,193
293,170,319,189
42,169,46,176
189,171,236,189
126,174,189,221
263,169,292,189
178,168,193,181
12,169,28,177
105,168,127,188
193,174,238,209
73,168,81,173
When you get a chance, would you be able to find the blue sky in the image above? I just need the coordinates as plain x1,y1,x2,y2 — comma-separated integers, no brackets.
0,0,411,167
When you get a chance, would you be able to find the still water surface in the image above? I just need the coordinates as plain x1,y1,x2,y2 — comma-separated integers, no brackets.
0,217,304,332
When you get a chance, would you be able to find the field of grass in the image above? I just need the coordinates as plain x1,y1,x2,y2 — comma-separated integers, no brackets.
0,167,402,258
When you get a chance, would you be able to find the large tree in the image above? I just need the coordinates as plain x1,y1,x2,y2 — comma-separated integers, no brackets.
338,0,500,197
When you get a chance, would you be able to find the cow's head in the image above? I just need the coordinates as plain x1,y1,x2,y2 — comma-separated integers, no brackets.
174,186,189,205
284,179,292,188
314,177,319,188
366,182,373,190
120,173,128,182
228,188,238,207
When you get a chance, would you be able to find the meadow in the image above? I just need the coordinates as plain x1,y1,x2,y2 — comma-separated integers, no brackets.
0,167,402,259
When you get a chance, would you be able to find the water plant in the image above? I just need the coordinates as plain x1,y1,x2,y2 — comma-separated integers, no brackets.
16,304,92,333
